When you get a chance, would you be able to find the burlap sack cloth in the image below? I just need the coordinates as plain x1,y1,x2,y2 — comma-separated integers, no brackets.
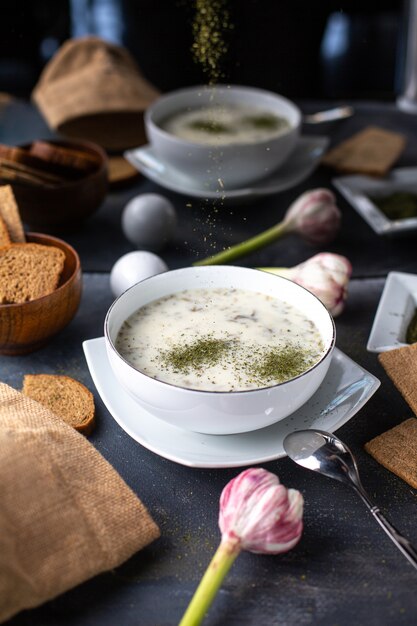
32,36,159,151
0,382,160,623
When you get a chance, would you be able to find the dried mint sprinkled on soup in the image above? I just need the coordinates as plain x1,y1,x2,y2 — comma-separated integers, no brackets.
249,345,317,385
162,337,233,372
243,114,285,130
188,119,231,134
115,288,325,392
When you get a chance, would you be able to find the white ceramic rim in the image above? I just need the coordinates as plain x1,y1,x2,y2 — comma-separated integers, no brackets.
104,266,336,396
366,271,417,352
145,84,302,150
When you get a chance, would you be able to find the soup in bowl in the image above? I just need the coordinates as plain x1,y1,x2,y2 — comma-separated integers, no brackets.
145,85,301,189
105,266,335,435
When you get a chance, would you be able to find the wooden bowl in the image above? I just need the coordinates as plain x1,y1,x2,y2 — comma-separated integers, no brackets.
0,233,82,355
0,139,108,233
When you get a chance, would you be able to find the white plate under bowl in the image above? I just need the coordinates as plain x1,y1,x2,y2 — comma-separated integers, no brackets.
124,136,328,204
367,272,417,353
83,337,380,468
333,168,417,236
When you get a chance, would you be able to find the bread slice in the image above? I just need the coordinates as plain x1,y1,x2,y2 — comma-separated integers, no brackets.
322,126,406,177
0,243,65,304
0,163,45,188
30,141,99,175
0,157,63,186
0,185,25,242
0,143,77,181
22,374,96,435
0,215,11,247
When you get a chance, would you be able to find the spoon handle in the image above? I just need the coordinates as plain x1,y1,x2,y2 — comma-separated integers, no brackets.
303,106,354,124
371,508,417,570
357,489,417,570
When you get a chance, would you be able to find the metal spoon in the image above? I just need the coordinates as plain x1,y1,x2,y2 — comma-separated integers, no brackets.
283,429,417,570
303,105,354,124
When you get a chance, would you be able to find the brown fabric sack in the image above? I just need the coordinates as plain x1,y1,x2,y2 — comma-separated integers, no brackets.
32,36,159,151
0,382,160,623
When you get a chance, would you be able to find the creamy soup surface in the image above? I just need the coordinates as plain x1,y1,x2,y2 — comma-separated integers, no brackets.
115,288,326,392
161,104,290,145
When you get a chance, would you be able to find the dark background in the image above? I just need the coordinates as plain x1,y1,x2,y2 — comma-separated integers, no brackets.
0,0,406,100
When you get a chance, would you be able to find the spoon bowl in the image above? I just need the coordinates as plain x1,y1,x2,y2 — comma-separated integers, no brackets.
283,429,362,490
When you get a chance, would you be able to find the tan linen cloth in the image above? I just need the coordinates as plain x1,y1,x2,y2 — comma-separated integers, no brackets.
0,382,160,623
32,36,159,151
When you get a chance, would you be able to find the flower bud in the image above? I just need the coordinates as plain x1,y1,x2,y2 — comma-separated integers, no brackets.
261,252,352,317
283,188,341,244
219,468,303,555
290,252,351,316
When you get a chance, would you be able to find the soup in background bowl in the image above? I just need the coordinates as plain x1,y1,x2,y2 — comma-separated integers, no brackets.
161,103,291,146
105,266,335,435
145,85,301,189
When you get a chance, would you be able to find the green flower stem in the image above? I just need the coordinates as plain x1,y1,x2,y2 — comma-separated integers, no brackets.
193,221,291,266
258,267,292,277
178,538,241,626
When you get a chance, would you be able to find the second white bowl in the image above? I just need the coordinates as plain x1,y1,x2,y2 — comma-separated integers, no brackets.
145,85,301,189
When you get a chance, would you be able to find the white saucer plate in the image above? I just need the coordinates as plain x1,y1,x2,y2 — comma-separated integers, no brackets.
333,168,417,236
83,338,380,469
367,271,417,353
124,136,328,204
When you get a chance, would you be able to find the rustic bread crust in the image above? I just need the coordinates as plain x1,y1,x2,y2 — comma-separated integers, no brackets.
0,143,81,181
30,141,99,174
0,215,11,247
0,185,25,242
0,243,65,304
22,374,96,435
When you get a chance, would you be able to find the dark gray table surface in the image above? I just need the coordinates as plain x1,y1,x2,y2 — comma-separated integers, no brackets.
2,100,417,626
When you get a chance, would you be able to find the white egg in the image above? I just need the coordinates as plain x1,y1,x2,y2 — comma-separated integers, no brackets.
110,251,168,297
121,193,177,251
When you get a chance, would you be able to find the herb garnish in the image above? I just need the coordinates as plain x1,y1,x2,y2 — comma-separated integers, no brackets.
243,114,283,130
249,345,315,384
160,337,316,387
192,0,232,83
370,192,417,221
162,337,233,373
188,119,230,134
406,308,417,344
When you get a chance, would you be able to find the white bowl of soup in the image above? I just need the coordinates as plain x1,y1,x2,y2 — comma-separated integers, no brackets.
145,85,301,189
104,266,335,435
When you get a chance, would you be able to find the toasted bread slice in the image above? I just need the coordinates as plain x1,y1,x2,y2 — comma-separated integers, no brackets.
0,243,65,304
322,126,406,177
0,157,63,186
0,143,79,181
30,141,99,175
0,164,47,188
22,374,95,435
0,215,11,247
0,185,25,242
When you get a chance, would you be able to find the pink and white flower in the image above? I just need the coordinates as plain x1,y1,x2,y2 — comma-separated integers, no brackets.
261,252,352,317
283,188,341,244
219,468,303,554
